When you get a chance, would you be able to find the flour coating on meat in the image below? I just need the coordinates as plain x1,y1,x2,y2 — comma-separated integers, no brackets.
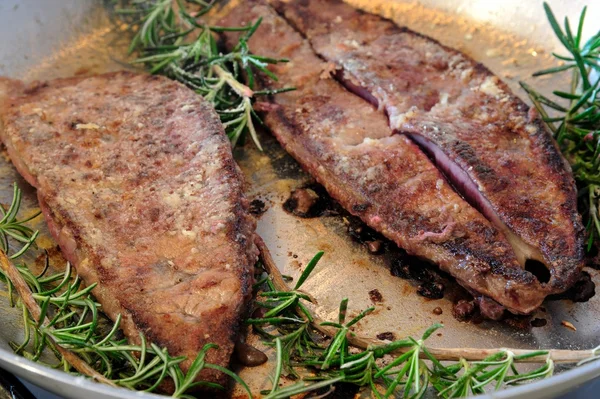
218,1,557,314
271,0,584,295
0,71,258,386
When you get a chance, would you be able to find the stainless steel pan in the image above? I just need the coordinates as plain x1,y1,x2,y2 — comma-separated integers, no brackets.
0,0,599,398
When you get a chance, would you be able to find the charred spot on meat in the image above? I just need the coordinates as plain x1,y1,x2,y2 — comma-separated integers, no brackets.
547,271,596,303
249,198,267,216
283,183,341,218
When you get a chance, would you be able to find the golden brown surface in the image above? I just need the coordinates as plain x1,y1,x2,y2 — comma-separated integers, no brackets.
272,0,584,295
219,1,554,314
0,71,258,386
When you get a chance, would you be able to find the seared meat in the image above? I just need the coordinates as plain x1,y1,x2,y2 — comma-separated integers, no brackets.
218,2,551,314
0,72,257,386
271,0,584,294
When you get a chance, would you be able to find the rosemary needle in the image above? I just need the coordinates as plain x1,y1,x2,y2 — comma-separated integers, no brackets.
0,182,596,399
0,184,252,398
254,237,566,399
521,2,600,251
0,3,599,398
0,184,40,259
113,0,291,150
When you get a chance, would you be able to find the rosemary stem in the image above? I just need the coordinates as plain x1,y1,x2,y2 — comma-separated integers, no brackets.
0,250,116,386
255,237,594,364
212,64,254,98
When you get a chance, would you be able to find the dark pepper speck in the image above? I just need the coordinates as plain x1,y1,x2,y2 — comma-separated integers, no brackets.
376,332,395,341
369,288,383,303
249,199,267,215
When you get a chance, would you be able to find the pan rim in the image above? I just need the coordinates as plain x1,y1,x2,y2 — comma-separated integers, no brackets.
2,343,599,399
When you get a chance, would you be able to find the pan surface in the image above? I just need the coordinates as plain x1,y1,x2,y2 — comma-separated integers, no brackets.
0,0,598,398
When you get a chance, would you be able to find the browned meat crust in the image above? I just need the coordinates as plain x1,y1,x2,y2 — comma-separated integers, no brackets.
218,1,552,314
0,71,258,386
271,0,584,294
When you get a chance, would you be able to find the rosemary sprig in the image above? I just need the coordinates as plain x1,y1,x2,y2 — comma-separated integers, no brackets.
114,0,291,149
0,185,597,398
254,238,566,399
520,2,600,250
0,184,251,398
0,184,40,259
1,247,252,398
433,351,554,398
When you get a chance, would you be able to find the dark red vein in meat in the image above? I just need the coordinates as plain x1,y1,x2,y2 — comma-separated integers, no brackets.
270,1,544,274
407,133,545,267
271,0,584,293
217,0,553,314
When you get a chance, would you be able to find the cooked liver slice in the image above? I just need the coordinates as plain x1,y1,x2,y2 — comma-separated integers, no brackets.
219,1,556,314
271,0,584,295
0,71,257,386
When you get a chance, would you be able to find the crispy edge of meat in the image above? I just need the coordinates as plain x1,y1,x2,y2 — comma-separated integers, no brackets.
217,1,551,314
269,0,584,294
0,72,259,387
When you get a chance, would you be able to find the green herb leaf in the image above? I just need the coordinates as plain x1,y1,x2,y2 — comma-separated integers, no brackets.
522,3,600,251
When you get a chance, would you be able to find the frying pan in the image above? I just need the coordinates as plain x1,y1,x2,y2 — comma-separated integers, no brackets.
0,0,599,398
